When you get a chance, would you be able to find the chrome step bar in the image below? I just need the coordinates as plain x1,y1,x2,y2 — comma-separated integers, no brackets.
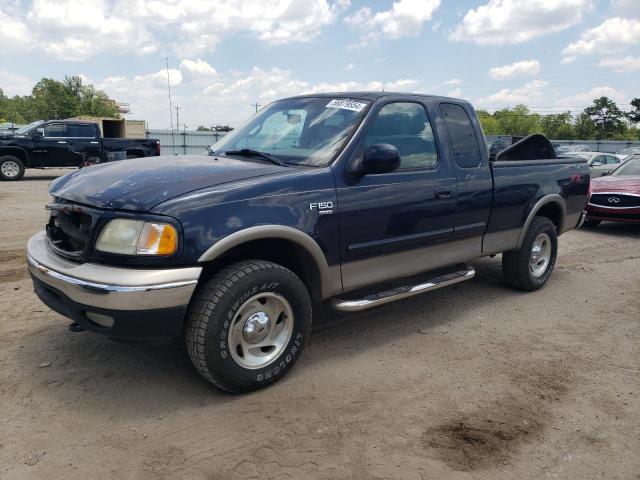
330,265,475,312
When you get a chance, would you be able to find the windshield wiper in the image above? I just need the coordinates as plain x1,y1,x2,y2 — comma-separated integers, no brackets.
221,149,287,167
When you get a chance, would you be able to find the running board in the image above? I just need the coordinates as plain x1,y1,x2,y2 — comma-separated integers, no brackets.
330,265,475,312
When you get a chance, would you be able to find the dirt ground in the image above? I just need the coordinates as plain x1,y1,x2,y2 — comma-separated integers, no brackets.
1,168,639,480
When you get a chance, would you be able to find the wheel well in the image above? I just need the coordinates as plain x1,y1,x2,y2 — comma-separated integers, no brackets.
536,202,562,232
199,238,322,304
0,149,28,166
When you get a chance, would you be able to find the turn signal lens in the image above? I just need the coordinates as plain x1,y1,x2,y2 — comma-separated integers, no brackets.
137,223,178,255
96,219,178,256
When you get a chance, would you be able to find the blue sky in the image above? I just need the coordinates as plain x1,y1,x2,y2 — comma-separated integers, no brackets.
1,0,639,128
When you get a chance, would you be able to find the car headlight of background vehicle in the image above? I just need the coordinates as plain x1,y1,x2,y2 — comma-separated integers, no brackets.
95,219,178,255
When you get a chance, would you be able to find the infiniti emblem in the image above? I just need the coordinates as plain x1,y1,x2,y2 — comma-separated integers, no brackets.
608,197,620,204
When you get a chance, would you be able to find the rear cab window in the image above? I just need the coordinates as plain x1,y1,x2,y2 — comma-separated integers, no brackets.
440,103,482,168
67,124,96,138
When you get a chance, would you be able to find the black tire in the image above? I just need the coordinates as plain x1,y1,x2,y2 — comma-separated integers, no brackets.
583,218,601,228
0,155,25,181
185,260,312,393
502,217,558,291
126,154,139,159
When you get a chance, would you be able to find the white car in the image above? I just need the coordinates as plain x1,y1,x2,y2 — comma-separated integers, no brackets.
564,151,628,178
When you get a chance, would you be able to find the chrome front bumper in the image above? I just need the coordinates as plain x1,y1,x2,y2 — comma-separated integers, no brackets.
26,231,202,311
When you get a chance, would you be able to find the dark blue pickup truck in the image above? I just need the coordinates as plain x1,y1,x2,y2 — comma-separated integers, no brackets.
26,93,589,392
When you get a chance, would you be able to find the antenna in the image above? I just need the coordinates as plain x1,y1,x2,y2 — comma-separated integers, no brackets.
166,57,175,154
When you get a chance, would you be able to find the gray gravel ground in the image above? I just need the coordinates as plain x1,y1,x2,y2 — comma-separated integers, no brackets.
1,168,639,479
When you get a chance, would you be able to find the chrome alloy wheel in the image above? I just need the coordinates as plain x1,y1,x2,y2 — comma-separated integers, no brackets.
529,232,552,278
228,292,294,369
1,160,20,178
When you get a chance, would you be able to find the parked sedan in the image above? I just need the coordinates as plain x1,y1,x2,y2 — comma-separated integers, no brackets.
617,146,640,158
564,151,627,178
584,156,640,226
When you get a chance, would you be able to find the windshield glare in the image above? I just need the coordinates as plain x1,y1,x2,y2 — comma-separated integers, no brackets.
613,157,640,176
211,97,370,166
15,120,44,135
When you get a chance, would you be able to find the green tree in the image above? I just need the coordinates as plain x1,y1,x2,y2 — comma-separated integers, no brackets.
0,76,118,124
628,98,640,125
492,105,542,136
573,112,597,140
583,96,625,139
540,112,574,139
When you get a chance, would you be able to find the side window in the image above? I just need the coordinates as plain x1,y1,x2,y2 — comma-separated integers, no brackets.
67,124,96,138
43,123,65,138
440,103,482,168
606,155,619,165
363,102,437,170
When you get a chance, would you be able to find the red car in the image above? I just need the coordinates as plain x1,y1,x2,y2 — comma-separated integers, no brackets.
584,156,640,226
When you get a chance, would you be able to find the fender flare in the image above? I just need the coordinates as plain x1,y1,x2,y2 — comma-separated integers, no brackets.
197,225,341,299
517,194,566,248
0,147,30,167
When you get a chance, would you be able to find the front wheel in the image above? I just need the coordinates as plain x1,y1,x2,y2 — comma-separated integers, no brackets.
502,217,558,291
185,260,312,393
0,155,25,181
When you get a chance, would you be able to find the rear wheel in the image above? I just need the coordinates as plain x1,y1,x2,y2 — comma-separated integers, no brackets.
185,260,312,393
502,217,558,291
0,155,25,181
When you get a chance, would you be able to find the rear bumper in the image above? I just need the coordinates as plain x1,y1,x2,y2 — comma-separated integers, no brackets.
27,231,202,340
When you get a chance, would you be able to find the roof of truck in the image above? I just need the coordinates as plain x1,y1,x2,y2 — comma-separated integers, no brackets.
283,91,468,103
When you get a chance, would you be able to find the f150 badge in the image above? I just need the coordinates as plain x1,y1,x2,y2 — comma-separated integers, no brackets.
309,202,334,215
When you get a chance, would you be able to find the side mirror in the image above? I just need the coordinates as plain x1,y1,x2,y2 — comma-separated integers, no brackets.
360,143,401,175
590,161,602,167
601,170,610,176
32,129,44,140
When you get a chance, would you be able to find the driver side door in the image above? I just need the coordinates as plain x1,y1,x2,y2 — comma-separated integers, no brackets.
30,123,76,167
336,101,459,292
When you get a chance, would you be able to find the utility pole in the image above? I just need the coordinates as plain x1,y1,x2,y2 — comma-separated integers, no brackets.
175,106,181,131
165,57,175,154
252,102,261,113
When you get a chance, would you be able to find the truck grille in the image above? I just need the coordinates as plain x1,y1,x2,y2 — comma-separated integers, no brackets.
46,201,98,258
589,193,640,208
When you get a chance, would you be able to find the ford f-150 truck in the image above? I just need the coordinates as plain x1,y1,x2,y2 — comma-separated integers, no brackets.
26,93,589,392
0,120,160,180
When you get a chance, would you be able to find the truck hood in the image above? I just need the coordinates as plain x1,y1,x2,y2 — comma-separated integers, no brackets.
49,155,288,212
591,175,640,195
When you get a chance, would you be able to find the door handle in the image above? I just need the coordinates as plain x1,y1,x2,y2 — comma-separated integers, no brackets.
90,141,99,144
57,141,67,144
435,186,454,199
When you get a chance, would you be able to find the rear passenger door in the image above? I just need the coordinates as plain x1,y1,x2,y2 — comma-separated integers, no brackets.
336,101,459,291
439,103,492,248
67,123,101,164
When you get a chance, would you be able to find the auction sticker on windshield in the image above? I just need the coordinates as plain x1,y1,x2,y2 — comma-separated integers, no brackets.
326,99,367,112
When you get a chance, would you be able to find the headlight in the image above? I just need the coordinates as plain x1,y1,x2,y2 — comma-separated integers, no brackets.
96,219,178,255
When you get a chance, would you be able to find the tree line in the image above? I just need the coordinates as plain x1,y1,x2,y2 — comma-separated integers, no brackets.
0,76,119,124
2,76,639,141
478,97,640,140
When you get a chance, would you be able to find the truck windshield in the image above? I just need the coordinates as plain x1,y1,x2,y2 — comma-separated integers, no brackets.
211,97,371,167
15,120,45,134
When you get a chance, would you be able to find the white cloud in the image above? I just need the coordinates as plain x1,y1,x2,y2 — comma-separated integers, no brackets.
180,59,217,84
476,80,549,106
345,0,441,44
0,9,32,47
442,78,461,86
0,71,33,97
610,0,640,17
489,60,541,80
560,85,627,105
562,17,640,60
450,0,590,45
1,0,349,61
597,56,640,72
345,63,355,71
446,87,463,98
